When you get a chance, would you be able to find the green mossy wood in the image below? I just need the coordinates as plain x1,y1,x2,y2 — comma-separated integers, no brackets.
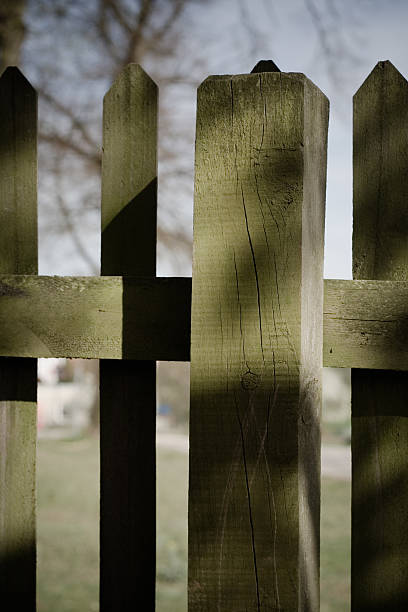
0,275,191,361
0,67,37,609
0,275,407,369
0,275,407,370
352,61,408,610
99,64,157,611
323,279,408,370
189,71,328,611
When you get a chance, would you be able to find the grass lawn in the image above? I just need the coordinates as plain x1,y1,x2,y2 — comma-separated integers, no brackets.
321,477,351,611
37,436,100,612
37,436,350,611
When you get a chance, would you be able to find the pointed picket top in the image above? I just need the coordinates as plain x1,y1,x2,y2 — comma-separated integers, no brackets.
101,61,157,274
0,66,36,94
354,60,408,100
0,66,37,276
104,63,157,103
251,59,280,73
353,58,408,281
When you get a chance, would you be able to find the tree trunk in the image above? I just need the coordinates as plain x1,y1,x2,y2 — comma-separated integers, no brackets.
0,0,27,73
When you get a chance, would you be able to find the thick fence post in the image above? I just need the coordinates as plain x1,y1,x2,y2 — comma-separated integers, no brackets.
100,64,157,611
352,61,408,610
189,69,328,610
0,68,38,608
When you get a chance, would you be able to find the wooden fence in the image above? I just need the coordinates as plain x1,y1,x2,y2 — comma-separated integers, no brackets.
0,59,407,611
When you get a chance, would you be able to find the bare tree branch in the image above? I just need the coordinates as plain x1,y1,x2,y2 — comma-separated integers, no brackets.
143,0,185,54
40,89,100,152
39,131,101,168
304,0,337,73
304,0,365,85
102,0,134,36
123,0,155,65
55,192,99,274
97,1,123,62
48,149,100,273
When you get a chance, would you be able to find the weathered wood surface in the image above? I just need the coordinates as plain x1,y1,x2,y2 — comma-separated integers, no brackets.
99,64,157,611
0,272,407,370
324,279,408,370
0,275,190,361
0,67,37,609
352,61,408,610
189,71,328,611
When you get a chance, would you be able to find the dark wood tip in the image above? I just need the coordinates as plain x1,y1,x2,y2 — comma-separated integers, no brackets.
0,66,35,92
251,60,281,74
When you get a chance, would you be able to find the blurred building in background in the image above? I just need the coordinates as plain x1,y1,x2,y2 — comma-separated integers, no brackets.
38,358,98,436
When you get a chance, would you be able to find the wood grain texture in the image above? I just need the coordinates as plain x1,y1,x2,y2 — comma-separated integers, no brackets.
99,64,157,611
352,61,408,610
189,71,328,611
0,275,191,361
0,67,37,609
1,274,408,372
323,279,408,370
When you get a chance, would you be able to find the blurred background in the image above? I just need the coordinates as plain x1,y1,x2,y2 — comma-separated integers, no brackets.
1,0,407,610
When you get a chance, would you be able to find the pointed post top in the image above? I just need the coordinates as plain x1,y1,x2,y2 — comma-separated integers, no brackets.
0,66,36,92
251,59,280,74
354,60,407,98
375,59,402,73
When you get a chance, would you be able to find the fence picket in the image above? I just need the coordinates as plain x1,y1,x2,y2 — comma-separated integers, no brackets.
352,61,408,610
0,67,37,609
100,64,158,611
189,70,328,610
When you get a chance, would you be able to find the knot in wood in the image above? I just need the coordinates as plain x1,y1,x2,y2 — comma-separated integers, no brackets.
240,370,260,391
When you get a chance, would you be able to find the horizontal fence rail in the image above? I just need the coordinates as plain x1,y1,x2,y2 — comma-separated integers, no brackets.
323,279,408,370
0,275,191,360
0,275,407,369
